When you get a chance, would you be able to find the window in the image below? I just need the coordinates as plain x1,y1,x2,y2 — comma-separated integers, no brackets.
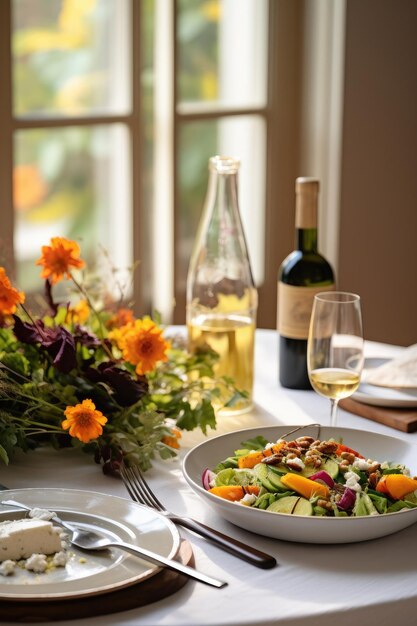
153,0,269,321
2,1,134,299
2,1,340,328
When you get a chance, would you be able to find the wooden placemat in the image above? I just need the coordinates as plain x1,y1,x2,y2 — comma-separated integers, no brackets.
340,397,417,433
0,540,193,623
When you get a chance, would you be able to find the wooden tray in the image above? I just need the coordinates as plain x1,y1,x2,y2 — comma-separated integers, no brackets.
340,397,417,433
0,540,193,623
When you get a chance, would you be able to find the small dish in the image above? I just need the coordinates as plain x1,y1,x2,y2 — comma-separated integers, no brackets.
182,425,417,544
353,384,417,408
0,488,180,600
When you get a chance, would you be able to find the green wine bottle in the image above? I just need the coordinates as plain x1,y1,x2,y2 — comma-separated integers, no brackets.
277,178,335,389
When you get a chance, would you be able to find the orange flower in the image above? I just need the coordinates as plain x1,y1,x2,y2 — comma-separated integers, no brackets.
0,267,25,315
66,299,90,325
36,237,85,284
162,427,182,449
62,399,107,443
105,307,135,330
110,318,170,375
13,164,48,212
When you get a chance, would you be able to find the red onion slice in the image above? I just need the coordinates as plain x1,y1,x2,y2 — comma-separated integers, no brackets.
202,468,216,490
337,487,357,511
309,470,334,488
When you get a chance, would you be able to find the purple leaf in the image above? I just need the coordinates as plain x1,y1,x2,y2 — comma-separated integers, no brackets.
85,363,148,406
13,315,44,344
74,325,101,348
13,316,77,373
48,329,77,373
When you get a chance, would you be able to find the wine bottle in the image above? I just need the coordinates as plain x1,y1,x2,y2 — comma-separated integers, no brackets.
186,156,258,414
277,177,335,389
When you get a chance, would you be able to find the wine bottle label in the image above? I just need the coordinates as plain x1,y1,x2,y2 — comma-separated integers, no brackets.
277,282,334,340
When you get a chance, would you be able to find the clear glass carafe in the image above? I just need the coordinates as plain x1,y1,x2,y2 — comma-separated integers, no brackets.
186,156,258,414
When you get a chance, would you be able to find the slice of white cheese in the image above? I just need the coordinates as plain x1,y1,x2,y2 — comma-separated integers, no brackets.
0,518,62,562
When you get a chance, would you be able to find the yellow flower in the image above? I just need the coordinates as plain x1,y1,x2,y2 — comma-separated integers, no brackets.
66,299,90,325
0,267,25,315
36,236,85,284
62,399,107,443
201,0,221,21
110,318,170,375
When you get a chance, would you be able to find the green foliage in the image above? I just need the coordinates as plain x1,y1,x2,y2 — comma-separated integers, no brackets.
0,318,243,472
239,435,269,451
0,235,244,473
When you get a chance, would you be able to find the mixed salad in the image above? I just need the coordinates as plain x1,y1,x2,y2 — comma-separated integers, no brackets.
202,435,417,517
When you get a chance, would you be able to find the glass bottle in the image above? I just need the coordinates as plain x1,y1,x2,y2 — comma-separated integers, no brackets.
186,156,258,414
277,177,335,389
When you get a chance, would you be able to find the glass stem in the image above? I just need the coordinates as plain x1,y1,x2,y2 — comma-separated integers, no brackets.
329,398,339,427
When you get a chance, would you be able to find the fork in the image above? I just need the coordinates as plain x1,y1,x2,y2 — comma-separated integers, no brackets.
2,499,227,588
120,464,277,569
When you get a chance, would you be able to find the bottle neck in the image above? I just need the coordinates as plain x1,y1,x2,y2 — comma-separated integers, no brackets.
187,157,257,312
296,228,318,252
207,169,239,217
295,183,318,252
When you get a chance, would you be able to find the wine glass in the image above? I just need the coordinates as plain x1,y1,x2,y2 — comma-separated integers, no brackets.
307,292,364,427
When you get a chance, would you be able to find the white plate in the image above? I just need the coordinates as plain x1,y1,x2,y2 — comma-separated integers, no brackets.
183,425,417,544
0,488,180,601
353,358,417,407
353,384,417,407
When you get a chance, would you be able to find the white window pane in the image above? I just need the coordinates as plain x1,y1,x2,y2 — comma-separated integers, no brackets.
12,0,131,118
218,116,266,285
177,0,268,109
14,124,132,292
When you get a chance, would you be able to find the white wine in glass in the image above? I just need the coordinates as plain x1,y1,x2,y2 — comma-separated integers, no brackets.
307,292,364,427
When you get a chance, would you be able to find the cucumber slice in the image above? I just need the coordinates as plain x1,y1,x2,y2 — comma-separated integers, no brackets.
266,467,287,491
321,458,339,478
267,496,300,514
252,463,280,492
267,496,313,516
301,458,339,479
293,498,314,516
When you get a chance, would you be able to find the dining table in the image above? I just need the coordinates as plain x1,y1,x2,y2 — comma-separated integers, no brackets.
0,329,416,626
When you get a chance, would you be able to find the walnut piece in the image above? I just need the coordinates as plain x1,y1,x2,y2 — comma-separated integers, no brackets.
316,440,339,455
339,461,350,473
304,455,322,468
295,436,315,449
317,498,333,511
261,453,284,465
368,472,379,489
340,451,356,464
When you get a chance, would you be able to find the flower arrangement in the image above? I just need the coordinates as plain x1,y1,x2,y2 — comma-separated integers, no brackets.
0,237,244,474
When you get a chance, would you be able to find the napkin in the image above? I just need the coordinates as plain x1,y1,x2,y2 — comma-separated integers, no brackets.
364,344,417,389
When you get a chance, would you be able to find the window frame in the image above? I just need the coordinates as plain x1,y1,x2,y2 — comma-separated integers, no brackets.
171,0,304,328
172,0,264,325
0,0,147,315
0,0,345,330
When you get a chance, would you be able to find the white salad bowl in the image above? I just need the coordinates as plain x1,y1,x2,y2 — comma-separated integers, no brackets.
182,425,417,544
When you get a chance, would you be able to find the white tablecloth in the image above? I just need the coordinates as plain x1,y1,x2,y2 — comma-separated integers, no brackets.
1,330,416,626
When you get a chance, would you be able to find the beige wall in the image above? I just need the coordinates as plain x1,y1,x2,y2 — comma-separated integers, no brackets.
338,0,417,346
